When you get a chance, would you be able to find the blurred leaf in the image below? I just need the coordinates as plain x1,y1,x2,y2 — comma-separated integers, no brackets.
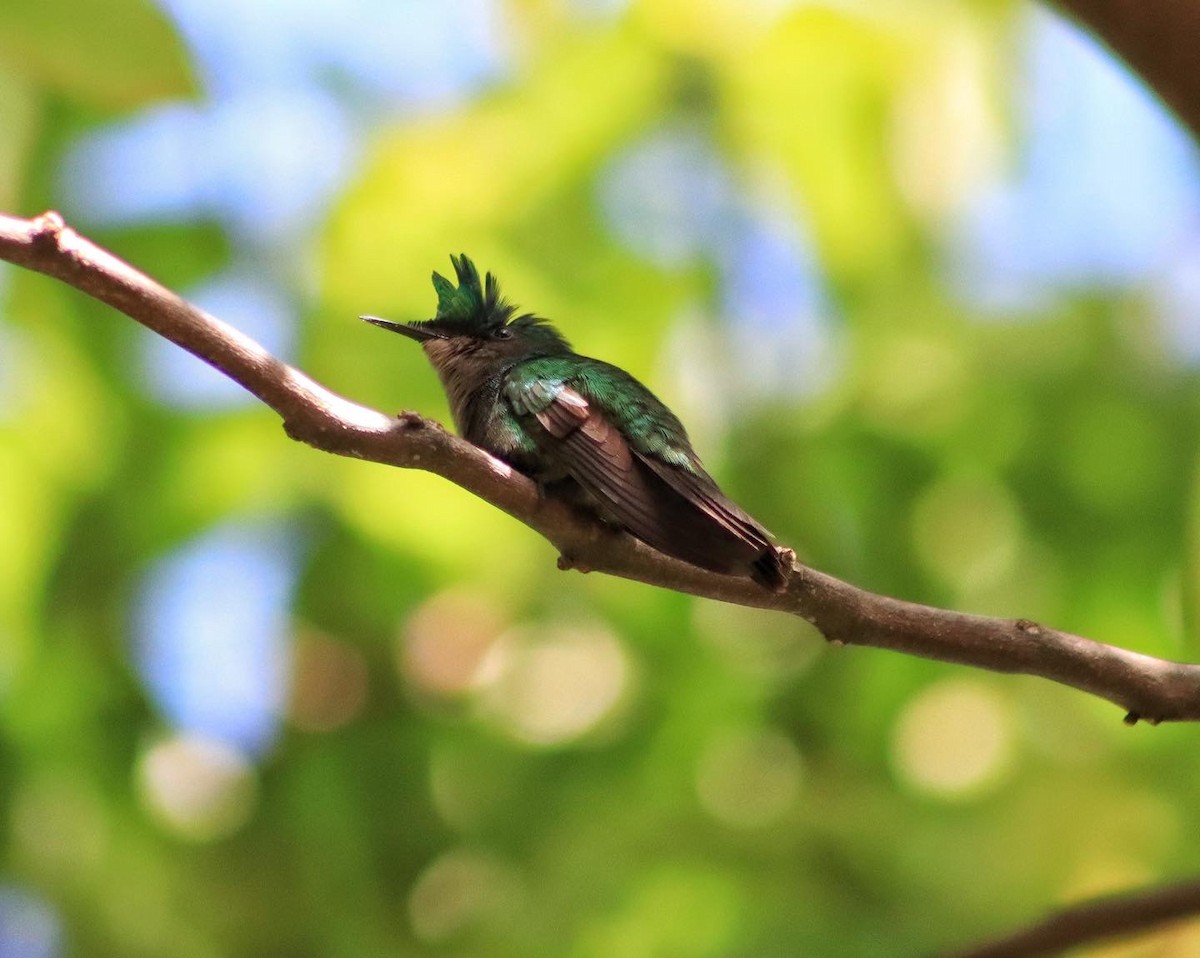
322,30,666,312
0,65,40,209
97,223,231,292
728,8,909,277
0,0,197,110
0,448,56,684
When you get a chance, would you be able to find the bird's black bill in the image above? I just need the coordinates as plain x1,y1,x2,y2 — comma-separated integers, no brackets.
360,315,444,342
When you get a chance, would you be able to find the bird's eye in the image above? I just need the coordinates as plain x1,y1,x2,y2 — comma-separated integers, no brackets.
493,326,512,340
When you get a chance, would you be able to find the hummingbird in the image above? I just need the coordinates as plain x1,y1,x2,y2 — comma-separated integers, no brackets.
363,254,788,591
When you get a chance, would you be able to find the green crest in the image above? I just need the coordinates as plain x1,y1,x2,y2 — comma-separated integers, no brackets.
430,253,514,328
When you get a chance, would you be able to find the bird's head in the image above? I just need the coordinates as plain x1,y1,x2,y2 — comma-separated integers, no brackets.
363,254,571,371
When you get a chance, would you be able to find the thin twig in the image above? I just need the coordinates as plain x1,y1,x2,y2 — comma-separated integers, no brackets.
944,877,1200,958
2,210,1200,723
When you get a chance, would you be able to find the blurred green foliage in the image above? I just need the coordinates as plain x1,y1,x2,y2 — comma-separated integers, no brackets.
2,1,1200,956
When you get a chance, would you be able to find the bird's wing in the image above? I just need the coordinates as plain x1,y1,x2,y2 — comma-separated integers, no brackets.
504,372,670,542
503,363,776,570
568,362,776,553
634,454,774,551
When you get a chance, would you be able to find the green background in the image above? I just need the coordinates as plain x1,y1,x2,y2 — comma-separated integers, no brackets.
1,1,1199,955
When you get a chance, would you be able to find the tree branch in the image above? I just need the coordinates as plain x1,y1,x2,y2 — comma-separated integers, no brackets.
3,210,1200,723
944,876,1200,958
1050,0,1200,143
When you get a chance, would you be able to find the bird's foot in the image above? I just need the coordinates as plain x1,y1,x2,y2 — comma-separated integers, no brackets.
752,546,795,592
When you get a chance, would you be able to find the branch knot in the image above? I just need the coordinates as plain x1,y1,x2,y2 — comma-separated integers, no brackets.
31,210,66,250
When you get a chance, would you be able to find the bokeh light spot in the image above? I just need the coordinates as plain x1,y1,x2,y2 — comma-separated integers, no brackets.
11,774,108,880
0,320,31,423
0,886,64,958
861,333,969,436
597,124,733,267
288,631,369,732
912,474,1022,595
695,726,803,828
891,679,1015,799
480,624,632,747
408,849,515,944
400,590,507,699
135,522,296,757
892,26,1000,222
717,194,842,402
137,734,258,841
694,601,821,682
427,744,521,833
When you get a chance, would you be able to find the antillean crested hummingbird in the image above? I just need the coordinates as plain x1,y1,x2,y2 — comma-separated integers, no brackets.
363,254,788,591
